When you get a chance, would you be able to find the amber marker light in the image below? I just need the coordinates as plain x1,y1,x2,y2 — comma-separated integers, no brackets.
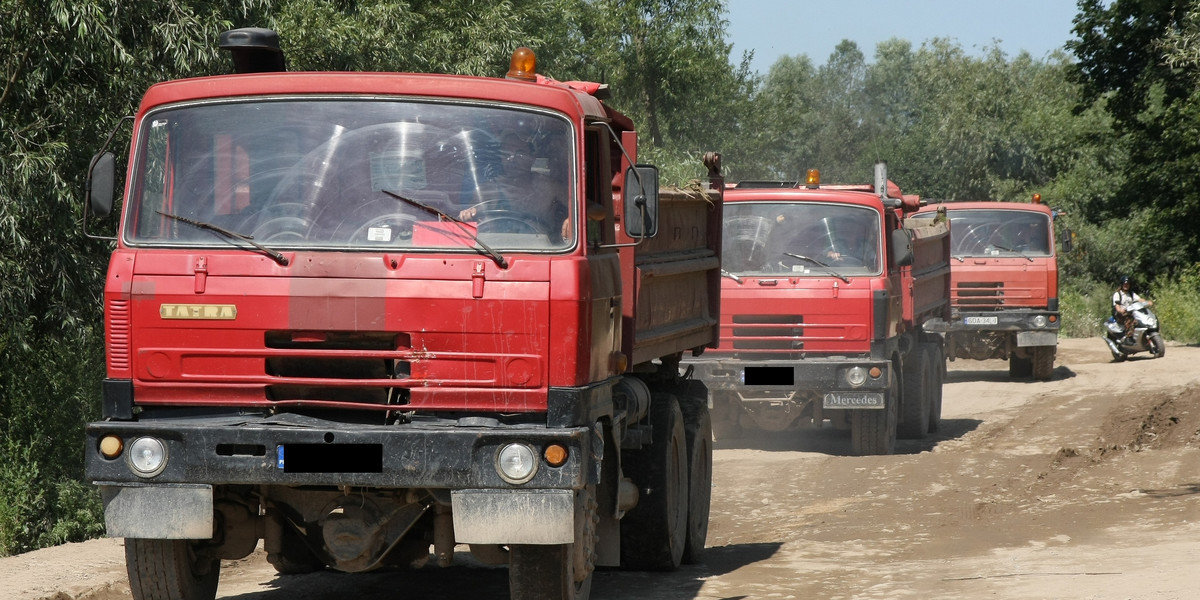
806,169,821,188
506,47,537,81
544,444,569,467
868,366,883,379
99,435,124,459
1032,193,1042,204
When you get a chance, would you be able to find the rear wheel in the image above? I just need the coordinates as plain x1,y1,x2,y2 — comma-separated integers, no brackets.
679,398,712,564
851,369,899,455
927,344,944,433
620,394,688,570
898,347,931,439
126,538,220,600
1032,346,1056,380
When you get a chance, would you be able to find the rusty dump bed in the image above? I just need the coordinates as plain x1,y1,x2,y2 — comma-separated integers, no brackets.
625,187,722,366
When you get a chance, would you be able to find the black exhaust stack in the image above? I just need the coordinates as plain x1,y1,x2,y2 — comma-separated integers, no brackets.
219,28,286,74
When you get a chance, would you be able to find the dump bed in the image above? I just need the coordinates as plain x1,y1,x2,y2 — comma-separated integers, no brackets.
901,213,952,327
625,186,722,366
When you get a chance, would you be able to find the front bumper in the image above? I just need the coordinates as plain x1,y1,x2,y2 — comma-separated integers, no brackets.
924,309,1060,339
686,356,892,409
86,413,590,490
87,414,592,543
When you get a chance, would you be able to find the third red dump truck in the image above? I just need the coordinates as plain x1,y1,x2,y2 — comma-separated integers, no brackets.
684,164,950,455
915,198,1062,380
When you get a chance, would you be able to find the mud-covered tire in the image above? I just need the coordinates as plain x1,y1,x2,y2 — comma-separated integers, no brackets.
509,486,597,600
620,394,688,570
1032,346,1056,380
1008,354,1033,378
678,399,712,564
1150,332,1166,358
851,370,899,455
898,346,931,440
126,538,220,600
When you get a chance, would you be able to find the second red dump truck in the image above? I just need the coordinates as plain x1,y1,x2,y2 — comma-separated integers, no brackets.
915,199,1062,380
82,29,722,600
684,164,950,455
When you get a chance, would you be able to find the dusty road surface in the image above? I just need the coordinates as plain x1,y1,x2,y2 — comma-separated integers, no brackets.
5,337,1200,600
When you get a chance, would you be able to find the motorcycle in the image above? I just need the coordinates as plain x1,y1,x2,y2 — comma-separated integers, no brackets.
1103,300,1165,361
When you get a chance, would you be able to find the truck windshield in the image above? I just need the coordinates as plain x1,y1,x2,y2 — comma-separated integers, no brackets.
723,202,881,276
930,209,1052,258
124,99,575,252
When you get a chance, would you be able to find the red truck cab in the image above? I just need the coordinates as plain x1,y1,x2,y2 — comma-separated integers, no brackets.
915,200,1060,379
684,165,950,455
82,30,721,600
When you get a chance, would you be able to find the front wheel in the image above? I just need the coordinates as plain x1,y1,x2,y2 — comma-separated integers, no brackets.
1032,345,1056,380
620,394,688,570
1149,332,1166,358
509,485,597,600
851,371,899,455
126,538,220,600
1008,354,1033,378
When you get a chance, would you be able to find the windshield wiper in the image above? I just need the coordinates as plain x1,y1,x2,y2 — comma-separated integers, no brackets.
381,190,508,269
783,253,851,283
990,244,1034,262
156,211,289,266
721,268,742,283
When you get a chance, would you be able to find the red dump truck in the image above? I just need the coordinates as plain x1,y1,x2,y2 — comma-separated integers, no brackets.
914,199,1062,380
82,29,722,600
683,164,950,455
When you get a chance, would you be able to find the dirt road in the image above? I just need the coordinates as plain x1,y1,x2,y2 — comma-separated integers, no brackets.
5,337,1200,600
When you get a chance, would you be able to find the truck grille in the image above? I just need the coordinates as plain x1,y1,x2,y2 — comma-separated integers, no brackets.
956,282,1005,308
730,314,804,352
263,331,404,405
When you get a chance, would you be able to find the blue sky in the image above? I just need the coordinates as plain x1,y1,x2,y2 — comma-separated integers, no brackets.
726,0,1084,73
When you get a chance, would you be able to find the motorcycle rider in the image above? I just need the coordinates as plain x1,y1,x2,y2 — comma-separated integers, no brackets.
1112,275,1152,345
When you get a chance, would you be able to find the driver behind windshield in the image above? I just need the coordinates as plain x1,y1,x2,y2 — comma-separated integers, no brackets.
458,135,570,242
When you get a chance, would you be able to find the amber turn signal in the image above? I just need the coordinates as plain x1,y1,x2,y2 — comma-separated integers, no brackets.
544,444,569,467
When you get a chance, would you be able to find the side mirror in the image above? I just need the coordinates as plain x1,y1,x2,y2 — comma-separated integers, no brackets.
891,228,913,267
87,152,116,218
623,164,659,238
1061,229,1074,253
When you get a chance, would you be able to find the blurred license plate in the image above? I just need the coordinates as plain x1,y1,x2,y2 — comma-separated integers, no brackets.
964,316,999,325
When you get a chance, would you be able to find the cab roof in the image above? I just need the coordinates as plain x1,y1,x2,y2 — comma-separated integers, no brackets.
136,71,628,128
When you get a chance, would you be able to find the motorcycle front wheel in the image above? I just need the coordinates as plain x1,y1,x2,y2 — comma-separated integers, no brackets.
1149,332,1166,358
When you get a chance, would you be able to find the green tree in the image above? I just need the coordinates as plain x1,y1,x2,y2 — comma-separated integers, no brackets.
1068,0,1198,280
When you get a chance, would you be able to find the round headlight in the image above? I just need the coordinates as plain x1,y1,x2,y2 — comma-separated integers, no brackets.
127,437,167,478
846,366,868,388
1033,315,1048,328
496,443,538,484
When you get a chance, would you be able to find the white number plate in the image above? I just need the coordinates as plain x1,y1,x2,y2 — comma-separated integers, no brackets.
823,392,885,409
964,316,999,325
